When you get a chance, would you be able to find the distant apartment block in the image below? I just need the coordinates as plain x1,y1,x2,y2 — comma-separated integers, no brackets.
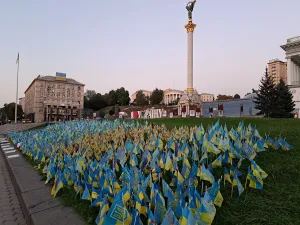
199,93,214,102
268,59,287,84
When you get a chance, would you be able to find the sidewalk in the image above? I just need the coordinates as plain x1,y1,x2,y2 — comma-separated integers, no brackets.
0,123,47,135
0,136,27,225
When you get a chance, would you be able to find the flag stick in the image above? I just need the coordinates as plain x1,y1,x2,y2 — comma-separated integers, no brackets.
15,53,19,123
122,193,126,225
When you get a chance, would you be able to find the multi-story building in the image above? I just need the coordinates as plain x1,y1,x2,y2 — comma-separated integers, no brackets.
267,59,287,84
199,93,214,102
281,36,300,117
19,97,25,111
24,74,85,122
164,89,184,105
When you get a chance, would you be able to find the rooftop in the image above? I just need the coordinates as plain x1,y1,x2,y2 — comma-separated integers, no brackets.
268,59,286,64
164,88,184,93
37,75,84,85
281,36,300,51
287,36,300,44
200,93,214,95
25,75,84,93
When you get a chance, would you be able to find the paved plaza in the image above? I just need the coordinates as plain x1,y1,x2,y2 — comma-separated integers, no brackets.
0,123,46,136
0,136,27,225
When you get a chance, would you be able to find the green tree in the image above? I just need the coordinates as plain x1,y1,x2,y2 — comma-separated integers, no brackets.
105,90,118,106
116,87,130,106
134,90,149,106
1,103,24,121
233,94,240,99
84,90,97,109
150,88,164,105
84,90,96,101
271,79,295,118
89,93,106,110
254,68,277,117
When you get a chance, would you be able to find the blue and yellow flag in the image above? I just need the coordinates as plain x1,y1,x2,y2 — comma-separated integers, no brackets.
201,164,215,184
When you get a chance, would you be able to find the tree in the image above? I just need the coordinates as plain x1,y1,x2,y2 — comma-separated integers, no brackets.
89,93,106,110
216,95,233,101
116,87,130,106
150,88,164,105
252,88,258,94
271,79,295,118
134,90,149,106
233,94,240,99
84,90,97,109
85,90,97,101
0,103,23,121
254,68,277,117
105,90,118,106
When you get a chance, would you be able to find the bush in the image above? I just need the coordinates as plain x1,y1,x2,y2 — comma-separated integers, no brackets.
109,109,114,115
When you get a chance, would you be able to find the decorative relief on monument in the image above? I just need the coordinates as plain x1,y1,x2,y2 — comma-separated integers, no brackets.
185,21,197,33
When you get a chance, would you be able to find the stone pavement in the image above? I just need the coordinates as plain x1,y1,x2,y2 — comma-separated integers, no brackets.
0,135,84,225
0,123,47,136
0,136,27,225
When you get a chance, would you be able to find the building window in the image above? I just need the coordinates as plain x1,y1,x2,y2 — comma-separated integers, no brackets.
67,89,70,98
62,91,65,100
58,84,61,89
78,86,81,90
77,91,81,98
57,92,60,101
40,88,44,97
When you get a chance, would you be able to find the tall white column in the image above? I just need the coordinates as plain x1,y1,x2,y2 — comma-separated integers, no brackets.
187,32,193,92
287,58,292,85
185,21,196,93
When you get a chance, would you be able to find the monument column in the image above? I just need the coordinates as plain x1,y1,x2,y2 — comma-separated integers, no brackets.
178,0,202,117
185,21,196,93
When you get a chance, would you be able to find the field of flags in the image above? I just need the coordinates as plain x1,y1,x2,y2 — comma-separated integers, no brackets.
8,120,293,225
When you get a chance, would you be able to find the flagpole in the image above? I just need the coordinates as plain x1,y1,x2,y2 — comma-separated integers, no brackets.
15,53,19,123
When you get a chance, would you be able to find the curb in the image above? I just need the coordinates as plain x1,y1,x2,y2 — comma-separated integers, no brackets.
0,136,85,225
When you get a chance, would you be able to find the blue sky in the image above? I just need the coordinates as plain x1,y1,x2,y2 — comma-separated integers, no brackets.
1,0,299,106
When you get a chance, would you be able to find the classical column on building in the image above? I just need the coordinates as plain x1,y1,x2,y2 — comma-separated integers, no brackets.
281,36,300,116
287,58,292,85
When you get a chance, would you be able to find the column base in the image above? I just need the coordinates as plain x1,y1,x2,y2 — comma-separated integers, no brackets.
178,90,202,117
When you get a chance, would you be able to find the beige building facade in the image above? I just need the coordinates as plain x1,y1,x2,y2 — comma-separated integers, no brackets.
19,97,25,111
267,59,287,84
24,75,85,122
164,89,184,105
199,93,214,102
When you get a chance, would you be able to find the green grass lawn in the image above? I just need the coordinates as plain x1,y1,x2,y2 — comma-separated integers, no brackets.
148,118,300,225
26,118,300,225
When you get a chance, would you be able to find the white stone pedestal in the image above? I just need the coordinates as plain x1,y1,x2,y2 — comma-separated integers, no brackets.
178,90,202,116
